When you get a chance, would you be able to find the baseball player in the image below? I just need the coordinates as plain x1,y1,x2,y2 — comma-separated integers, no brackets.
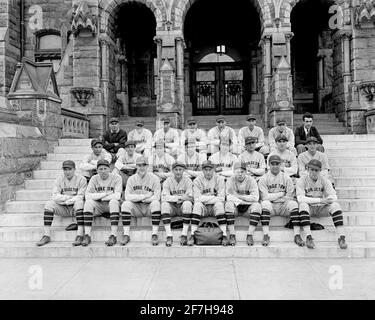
102,117,127,162
192,161,228,245
258,155,303,247
267,135,298,178
79,139,112,181
296,159,347,249
148,140,175,183
207,116,238,155
238,136,266,180
180,118,207,157
268,118,297,155
161,162,194,246
153,117,180,157
225,162,262,246
127,120,153,158
298,137,330,178
238,114,269,155
121,156,161,246
208,138,238,179
114,140,140,189
81,160,122,247
36,160,87,246
177,139,206,179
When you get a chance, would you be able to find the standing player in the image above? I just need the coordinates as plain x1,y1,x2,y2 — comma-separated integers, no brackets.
207,116,238,156
148,140,175,183
177,140,206,179
127,120,153,158
296,159,347,249
238,137,266,180
161,162,194,246
258,155,303,247
36,160,87,246
268,118,297,155
102,117,127,162
225,162,262,246
81,160,122,247
192,161,228,245
121,156,161,246
115,140,139,189
238,114,269,155
180,118,207,158
153,117,180,157
208,138,238,180
79,139,112,181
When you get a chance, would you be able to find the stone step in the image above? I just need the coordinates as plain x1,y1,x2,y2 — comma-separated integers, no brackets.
5,201,47,213
15,190,51,201
0,212,372,227
326,149,375,156
324,141,375,148
0,241,373,258
54,146,92,154
336,187,375,199
58,139,93,146
34,170,65,179
338,199,375,212
40,161,83,170
329,157,375,167
293,113,338,120
334,176,375,187
0,226,369,242
47,153,87,161
322,134,375,141
25,179,54,190
331,167,375,176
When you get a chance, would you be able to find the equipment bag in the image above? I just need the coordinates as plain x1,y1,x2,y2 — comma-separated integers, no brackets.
194,218,223,246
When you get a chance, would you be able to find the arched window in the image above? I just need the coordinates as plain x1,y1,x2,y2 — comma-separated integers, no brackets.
35,30,62,72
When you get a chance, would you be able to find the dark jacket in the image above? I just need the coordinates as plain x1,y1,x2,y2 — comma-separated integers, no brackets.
294,125,323,146
102,129,127,153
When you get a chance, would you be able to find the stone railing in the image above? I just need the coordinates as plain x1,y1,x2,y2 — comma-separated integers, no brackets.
62,108,89,138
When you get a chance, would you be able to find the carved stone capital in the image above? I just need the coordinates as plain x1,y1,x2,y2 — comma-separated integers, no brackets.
70,1,98,37
359,80,375,101
70,87,94,106
355,0,375,26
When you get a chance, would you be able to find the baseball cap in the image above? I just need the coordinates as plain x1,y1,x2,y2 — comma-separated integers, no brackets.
202,160,215,169
276,118,286,125
305,137,319,144
136,156,148,165
307,159,322,170
247,114,256,121
161,117,170,124
268,155,282,164
109,117,119,124
276,135,288,142
125,140,136,147
136,120,144,126
187,118,196,125
233,162,246,171
216,116,225,123
91,139,103,147
172,162,186,170
97,159,110,168
62,160,75,169
245,136,257,144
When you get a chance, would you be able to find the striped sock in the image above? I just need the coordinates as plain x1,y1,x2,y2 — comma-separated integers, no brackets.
162,213,172,237
226,213,235,235
216,214,227,236
75,209,84,236
290,209,300,236
182,213,191,236
121,211,131,236
261,210,270,235
83,212,93,236
299,211,311,236
44,210,54,226
152,211,161,235
249,212,261,227
331,210,344,227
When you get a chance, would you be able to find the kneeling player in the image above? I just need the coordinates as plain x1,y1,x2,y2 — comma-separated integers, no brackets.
82,160,122,246
36,160,87,246
192,161,228,245
258,155,303,247
161,162,193,246
296,159,347,249
121,156,162,246
225,162,261,246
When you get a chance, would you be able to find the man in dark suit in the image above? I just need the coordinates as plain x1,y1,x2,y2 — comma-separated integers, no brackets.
102,117,128,163
294,113,324,154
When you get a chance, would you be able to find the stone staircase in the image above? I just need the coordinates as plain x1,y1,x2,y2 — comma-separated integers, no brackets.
1,121,375,257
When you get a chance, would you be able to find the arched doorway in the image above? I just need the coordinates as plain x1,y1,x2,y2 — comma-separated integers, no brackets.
184,0,262,116
291,0,335,114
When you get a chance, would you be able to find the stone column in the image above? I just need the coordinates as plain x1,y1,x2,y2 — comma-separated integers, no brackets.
261,34,272,127
285,32,293,67
175,37,185,125
154,37,163,109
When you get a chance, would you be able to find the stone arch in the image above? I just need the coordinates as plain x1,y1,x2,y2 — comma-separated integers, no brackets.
171,0,272,31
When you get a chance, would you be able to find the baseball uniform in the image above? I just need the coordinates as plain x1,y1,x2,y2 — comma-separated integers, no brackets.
79,150,112,179
209,151,238,179
298,151,330,177
115,151,140,188
153,128,180,156
128,128,153,157
180,129,207,154
238,150,266,180
207,126,238,155
268,149,298,177
268,126,297,154
148,152,175,183
177,152,206,179
238,125,269,154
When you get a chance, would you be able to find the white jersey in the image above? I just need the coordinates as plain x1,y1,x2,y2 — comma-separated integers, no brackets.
128,128,153,152
148,153,175,174
209,152,237,178
296,174,337,204
268,126,295,150
79,150,112,177
85,173,122,201
51,173,87,204
207,126,238,154
298,151,330,177
161,175,193,203
238,151,266,177
153,128,180,151
226,175,259,206
177,152,206,171
258,171,295,203
238,126,265,151
193,174,226,203
268,149,298,177
125,172,161,202
180,129,207,152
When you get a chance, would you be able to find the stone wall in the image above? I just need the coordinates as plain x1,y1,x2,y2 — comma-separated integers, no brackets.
332,33,345,122
352,27,375,83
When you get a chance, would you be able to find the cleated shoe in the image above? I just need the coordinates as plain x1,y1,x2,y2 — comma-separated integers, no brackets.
180,235,188,246
187,235,195,246
262,234,270,247
151,234,159,246
72,235,83,246
166,236,173,247
294,234,305,247
246,234,254,246
229,234,236,246
105,235,117,246
338,235,348,249
36,235,51,247
222,235,229,246
306,235,315,249
81,234,91,247
120,235,130,246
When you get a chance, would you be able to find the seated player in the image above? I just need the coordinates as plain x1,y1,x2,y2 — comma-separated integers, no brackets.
177,139,206,179
153,117,180,157
192,161,228,246
161,162,194,247
148,140,175,183
208,138,238,180
121,156,161,246
102,117,127,162
296,159,347,250
238,114,269,155
238,137,266,181
127,120,153,158
114,140,139,189
207,116,238,156
180,118,207,158
225,162,262,246
79,139,112,182
268,118,297,155
298,137,330,178
294,113,324,154
36,160,87,247
81,160,122,247
267,135,298,178
258,155,303,247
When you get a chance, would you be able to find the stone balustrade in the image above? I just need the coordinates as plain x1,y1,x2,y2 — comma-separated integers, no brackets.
62,108,89,138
